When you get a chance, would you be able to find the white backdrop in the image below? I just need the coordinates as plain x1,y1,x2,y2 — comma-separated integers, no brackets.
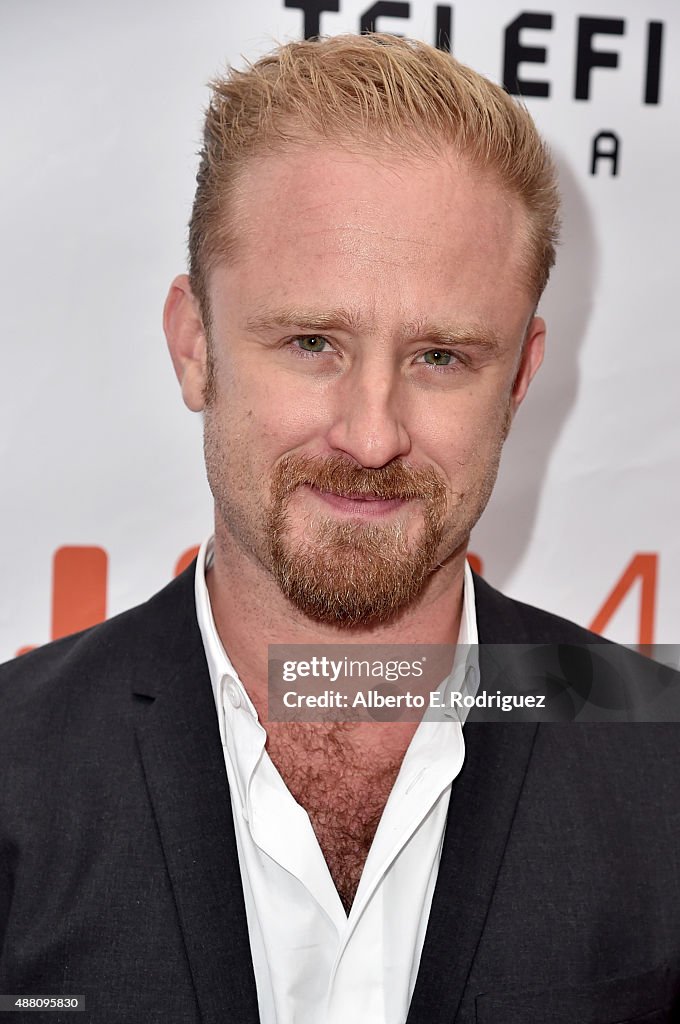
2,0,678,661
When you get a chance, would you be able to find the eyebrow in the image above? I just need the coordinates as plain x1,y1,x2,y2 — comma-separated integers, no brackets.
245,306,367,334
244,306,504,355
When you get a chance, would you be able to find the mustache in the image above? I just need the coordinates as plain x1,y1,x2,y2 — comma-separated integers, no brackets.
271,453,447,504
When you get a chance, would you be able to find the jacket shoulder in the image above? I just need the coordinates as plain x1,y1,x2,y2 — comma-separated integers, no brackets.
473,571,610,646
472,571,680,721
0,564,198,731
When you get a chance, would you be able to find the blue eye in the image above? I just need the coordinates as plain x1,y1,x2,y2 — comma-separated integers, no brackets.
422,350,454,366
295,336,329,352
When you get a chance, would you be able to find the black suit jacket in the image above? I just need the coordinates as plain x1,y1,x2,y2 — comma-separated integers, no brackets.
1,565,679,1023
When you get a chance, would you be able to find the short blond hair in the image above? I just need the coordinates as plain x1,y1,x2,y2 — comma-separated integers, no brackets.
188,33,560,316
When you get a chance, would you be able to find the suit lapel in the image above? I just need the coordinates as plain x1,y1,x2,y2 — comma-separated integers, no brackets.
127,565,540,1023
131,566,259,1024
406,573,539,1024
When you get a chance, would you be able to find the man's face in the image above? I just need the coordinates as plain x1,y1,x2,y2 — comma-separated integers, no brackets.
186,144,544,626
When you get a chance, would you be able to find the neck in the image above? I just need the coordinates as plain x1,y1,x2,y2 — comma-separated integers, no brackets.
206,523,467,717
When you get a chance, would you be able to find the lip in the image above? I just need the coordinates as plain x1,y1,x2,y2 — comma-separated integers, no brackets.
306,484,407,518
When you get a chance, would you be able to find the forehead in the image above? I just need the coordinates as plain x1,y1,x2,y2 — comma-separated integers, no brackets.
211,143,534,332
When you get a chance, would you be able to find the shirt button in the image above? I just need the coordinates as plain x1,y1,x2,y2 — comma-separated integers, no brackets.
464,664,479,690
226,680,241,709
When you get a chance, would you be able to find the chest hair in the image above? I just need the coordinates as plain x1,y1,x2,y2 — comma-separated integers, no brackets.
265,722,408,913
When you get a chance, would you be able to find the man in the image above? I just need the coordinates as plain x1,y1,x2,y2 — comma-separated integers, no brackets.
1,32,679,1024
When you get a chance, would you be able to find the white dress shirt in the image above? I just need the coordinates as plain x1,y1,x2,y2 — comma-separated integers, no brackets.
194,536,479,1024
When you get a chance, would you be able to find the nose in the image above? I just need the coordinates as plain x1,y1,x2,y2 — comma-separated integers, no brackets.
325,362,411,468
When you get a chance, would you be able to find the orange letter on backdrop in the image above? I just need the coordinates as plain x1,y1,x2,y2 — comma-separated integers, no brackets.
174,546,201,577
467,553,483,576
16,545,109,656
51,546,108,641
15,548,659,655
588,553,658,645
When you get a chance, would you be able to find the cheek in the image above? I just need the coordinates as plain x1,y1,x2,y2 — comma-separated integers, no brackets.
415,389,510,479
259,390,332,458
210,363,333,470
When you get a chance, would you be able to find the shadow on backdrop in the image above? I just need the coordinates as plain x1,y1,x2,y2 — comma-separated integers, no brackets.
471,150,598,592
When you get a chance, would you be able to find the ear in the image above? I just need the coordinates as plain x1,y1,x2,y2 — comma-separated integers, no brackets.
508,315,546,418
163,274,208,412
